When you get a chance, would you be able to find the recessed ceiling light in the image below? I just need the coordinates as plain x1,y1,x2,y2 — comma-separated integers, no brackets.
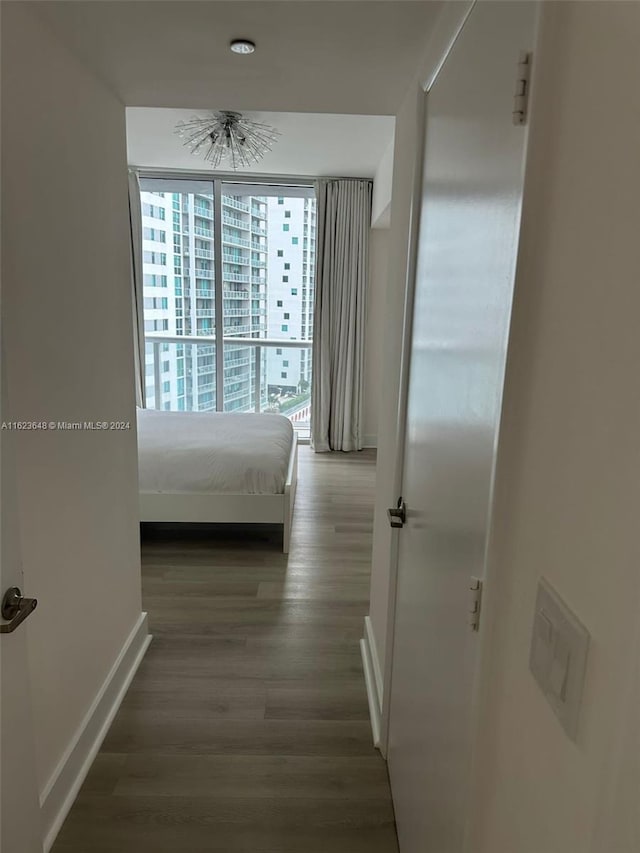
230,39,256,55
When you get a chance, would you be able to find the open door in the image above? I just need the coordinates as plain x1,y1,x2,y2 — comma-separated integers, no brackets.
1,352,42,853
387,3,538,851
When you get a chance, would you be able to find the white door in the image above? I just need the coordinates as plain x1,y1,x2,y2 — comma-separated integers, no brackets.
1,355,42,853
387,4,538,852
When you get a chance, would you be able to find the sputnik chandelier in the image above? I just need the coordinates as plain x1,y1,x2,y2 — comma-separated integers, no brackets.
175,111,281,170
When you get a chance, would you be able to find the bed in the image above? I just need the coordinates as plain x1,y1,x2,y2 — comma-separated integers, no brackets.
137,409,298,553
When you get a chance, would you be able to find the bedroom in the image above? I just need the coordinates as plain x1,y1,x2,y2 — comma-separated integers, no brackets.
129,107,393,554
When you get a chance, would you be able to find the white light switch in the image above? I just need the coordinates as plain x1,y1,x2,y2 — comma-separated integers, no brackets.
529,578,590,741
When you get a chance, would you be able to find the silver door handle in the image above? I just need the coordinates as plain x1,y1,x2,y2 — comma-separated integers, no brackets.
0,587,38,634
387,497,406,529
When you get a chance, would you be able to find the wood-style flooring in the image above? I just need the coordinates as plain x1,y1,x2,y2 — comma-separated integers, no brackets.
53,447,399,853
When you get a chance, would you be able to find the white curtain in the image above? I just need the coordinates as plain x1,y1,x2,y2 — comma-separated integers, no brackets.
128,170,145,407
311,179,372,452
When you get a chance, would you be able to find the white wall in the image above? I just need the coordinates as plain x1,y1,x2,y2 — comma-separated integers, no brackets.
589,624,640,853
368,1,474,677
127,108,395,180
468,3,640,850
371,140,394,229
362,229,389,447
1,0,142,809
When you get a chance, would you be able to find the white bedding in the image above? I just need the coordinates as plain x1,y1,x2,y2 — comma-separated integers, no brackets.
137,409,294,496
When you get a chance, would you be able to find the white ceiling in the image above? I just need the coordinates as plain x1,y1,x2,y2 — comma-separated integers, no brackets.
31,1,443,115
127,108,395,178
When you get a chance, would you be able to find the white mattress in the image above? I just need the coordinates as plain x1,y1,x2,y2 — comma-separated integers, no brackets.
137,409,294,495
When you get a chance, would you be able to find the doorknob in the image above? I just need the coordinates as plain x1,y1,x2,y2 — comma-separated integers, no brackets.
387,497,407,529
0,587,38,634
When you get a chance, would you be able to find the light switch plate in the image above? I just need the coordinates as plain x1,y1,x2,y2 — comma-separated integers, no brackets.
529,577,590,742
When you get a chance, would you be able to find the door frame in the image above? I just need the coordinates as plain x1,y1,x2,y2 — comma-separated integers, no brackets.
0,350,43,853
378,1,476,757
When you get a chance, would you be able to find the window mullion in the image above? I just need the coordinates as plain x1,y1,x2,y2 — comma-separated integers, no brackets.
213,179,224,411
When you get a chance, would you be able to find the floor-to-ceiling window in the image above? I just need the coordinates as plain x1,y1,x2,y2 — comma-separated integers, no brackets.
139,177,316,436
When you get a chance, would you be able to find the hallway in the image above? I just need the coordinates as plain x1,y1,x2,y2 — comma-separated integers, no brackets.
53,447,398,853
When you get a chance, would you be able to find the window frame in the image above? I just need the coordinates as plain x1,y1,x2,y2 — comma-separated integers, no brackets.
139,174,315,414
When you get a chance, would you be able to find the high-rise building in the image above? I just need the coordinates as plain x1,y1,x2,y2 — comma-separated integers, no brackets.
265,196,315,402
141,189,269,412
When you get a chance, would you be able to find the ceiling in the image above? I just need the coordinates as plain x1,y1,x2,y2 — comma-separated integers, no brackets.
31,1,443,115
127,108,395,178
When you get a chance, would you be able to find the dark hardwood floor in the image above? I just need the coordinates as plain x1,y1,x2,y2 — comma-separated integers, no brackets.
53,447,399,853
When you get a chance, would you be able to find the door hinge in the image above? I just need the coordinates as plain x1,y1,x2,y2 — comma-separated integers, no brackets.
512,51,532,126
468,577,483,631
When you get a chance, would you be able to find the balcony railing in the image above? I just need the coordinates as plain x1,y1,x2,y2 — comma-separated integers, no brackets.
223,355,251,368
222,196,250,213
224,387,252,404
223,233,251,249
223,214,246,229
194,247,214,259
144,333,312,437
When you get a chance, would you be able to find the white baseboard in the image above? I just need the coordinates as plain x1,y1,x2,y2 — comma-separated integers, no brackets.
364,615,384,710
41,612,151,852
360,615,384,749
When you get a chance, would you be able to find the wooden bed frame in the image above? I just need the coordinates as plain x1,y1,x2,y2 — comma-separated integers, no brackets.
139,433,298,553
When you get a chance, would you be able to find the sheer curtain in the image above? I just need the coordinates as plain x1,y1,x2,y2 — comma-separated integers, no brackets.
311,179,372,452
128,170,146,407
